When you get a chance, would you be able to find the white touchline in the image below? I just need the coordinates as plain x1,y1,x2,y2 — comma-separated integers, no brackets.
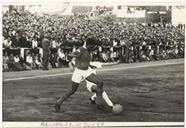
3,61,184,82
100,61,184,72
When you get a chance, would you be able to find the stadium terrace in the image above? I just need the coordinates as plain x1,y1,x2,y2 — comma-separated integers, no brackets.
2,5,185,71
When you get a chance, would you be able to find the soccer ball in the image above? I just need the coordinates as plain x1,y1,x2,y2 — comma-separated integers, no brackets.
113,104,123,114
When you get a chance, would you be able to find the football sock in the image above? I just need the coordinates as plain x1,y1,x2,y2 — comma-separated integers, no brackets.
102,91,113,107
91,93,97,101
91,91,113,107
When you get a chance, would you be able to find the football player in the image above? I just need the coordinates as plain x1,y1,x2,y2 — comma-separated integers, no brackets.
55,38,119,112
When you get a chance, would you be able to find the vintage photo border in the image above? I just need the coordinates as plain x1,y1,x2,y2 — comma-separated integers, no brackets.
1,0,185,127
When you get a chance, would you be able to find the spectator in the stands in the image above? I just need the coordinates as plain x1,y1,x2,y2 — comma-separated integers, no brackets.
26,53,34,68
51,38,59,48
32,37,38,48
19,54,32,70
11,32,20,48
42,33,50,70
3,52,9,71
19,33,29,48
31,53,37,69
101,51,108,62
3,36,12,48
35,53,42,69
14,54,23,71
110,50,117,62
7,53,15,71
49,53,58,68
57,47,69,67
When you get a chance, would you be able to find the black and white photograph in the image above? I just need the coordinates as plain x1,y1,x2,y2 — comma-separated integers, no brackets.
2,1,185,127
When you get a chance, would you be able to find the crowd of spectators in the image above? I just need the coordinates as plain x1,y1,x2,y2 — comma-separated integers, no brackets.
3,52,41,71
3,49,74,71
2,10,185,72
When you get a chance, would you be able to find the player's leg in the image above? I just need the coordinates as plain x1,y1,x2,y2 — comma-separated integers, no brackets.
55,68,82,112
56,82,79,105
86,73,103,98
90,93,96,102
55,82,79,112
86,79,114,107
90,85,113,107
102,91,113,107
86,80,97,104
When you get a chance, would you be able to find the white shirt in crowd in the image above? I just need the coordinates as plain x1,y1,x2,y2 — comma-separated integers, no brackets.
98,46,102,52
3,39,12,48
14,56,20,63
58,48,65,59
35,56,41,65
102,52,108,61
32,40,38,48
142,41,146,46
175,46,178,54
110,52,117,58
51,40,58,48
120,40,125,46
113,40,117,46
72,47,76,53
12,30,16,36
149,50,154,56
26,55,33,64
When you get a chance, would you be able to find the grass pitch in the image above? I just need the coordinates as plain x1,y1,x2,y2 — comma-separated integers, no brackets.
3,59,184,121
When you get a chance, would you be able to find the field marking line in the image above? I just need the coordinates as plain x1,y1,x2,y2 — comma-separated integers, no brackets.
3,61,183,82
99,61,184,72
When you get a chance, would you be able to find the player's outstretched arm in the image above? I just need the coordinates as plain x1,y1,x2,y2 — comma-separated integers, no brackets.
102,60,120,67
89,64,97,69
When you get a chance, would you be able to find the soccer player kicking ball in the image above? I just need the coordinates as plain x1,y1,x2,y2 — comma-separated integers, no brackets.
55,39,109,112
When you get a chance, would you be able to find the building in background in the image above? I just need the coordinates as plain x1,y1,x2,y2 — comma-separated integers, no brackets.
172,6,185,26
3,5,25,13
112,5,146,18
2,4,185,26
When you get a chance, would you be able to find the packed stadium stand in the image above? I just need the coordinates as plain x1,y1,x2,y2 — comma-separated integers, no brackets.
2,5,185,71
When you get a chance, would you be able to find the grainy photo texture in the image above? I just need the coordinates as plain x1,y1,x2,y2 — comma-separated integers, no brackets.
2,3,185,126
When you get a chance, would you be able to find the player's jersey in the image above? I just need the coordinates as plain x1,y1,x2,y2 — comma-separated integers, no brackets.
74,47,91,70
